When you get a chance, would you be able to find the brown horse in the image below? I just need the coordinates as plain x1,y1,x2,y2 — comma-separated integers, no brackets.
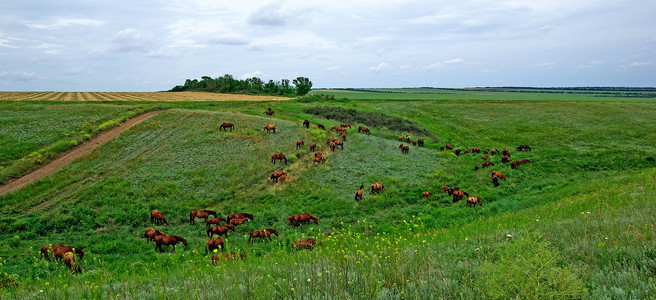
463,149,471,154
303,120,310,128
219,123,235,132
144,228,165,242
399,135,403,141
440,147,445,151
341,131,347,141
511,159,531,169
296,139,305,149
371,182,384,194
271,153,287,165
292,238,321,250
399,144,409,154
452,190,469,203
207,225,236,238
227,213,254,222
492,171,507,181
516,144,532,151
313,156,326,164
190,209,218,224
205,218,226,229
41,244,85,261
482,161,495,168
484,149,489,154
263,124,276,133
248,228,279,243
340,123,352,129
327,141,336,151
501,155,512,163
355,184,364,202
441,184,448,193
331,126,345,132
288,213,318,227
481,156,489,160
206,237,224,254
455,149,461,156
211,252,246,265
467,196,482,207
472,147,481,153
490,149,500,155
406,135,411,143
417,139,424,147
358,126,370,135
317,123,325,130
314,150,323,158
474,165,480,171
422,191,433,198
492,175,499,187
309,142,316,151
151,210,168,225
296,152,301,159
264,110,275,115
502,148,511,156
230,218,249,226
154,235,188,252
64,252,82,274
270,170,287,183
332,139,344,150
412,140,417,146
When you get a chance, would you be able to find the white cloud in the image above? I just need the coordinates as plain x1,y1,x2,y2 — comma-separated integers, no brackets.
0,71,37,81
326,66,343,72
629,61,651,67
248,3,290,26
535,62,556,69
26,18,104,30
110,28,154,53
444,58,464,64
208,33,249,46
240,71,265,79
369,62,389,72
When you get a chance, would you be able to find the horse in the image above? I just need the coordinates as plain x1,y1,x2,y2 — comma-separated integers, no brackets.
481,156,489,160
144,228,165,242
472,147,481,153
399,144,409,154
296,139,305,149
317,123,325,130
446,187,460,196
371,182,384,194
474,165,480,171
309,142,316,152
331,126,345,133
412,140,417,146
264,110,275,115
355,184,364,202
341,131,347,141
230,218,249,226
190,209,218,225
516,144,532,151
206,237,224,254
358,126,370,135
501,155,512,163
64,252,82,274
303,120,310,128
41,244,84,261
211,252,246,265
219,122,235,132
205,218,226,229
466,196,482,207
288,213,318,227
270,170,287,183
313,156,326,164
327,141,336,151
154,235,188,252
463,149,471,154
422,191,433,198
292,238,321,250
271,153,287,165
263,124,276,134
502,148,511,156
440,147,445,151
248,228,279,243
151,210,168,225
314,150,322,158
484,149,489,154
406,135,411,143
332,139,344,150
417,139,424,147
452,190,469,203
490,149,500,155
511,159,531,169
492,171,507,181
296,152,301,159
340,123,352,129
455,149,461,156
207,225,236,238
442,184,448,193
482,161,495,168
399,135,403,141
227,213,254,222
492,175,499,187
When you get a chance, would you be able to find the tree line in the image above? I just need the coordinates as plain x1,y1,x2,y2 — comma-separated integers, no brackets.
169,74,312,96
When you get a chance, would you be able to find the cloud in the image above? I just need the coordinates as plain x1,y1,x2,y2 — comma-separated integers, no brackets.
240,71,265,79
26,18,104,30
208,33,249,45
110,28,153,53
0,71,37,81
424,58,464,70
444,58,464,64
326,66,343,72
576,60,603,69
369,62,389,72
629,61,652,67
248,3,289,26
535,62,556,69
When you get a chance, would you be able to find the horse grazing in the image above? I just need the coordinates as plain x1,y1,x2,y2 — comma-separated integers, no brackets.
511,159,531,169
446,187,460,196
472,147,481,153
516,144,532,151
151,210,168,225
271,153,287,165
314,150,323,158
452,190,470,203
41,244,85,261
445,144,454,150
154,235,188,253
412,140,417,146
144,228,165,242
190,209,218,225
309,142,316,151
230,218,249,226
205,218,227,229
292,238,321,251
340,123,352,129
249,228,279,243
331,126,345,133
491,171,507,181
502,148,511,156
406,135,411,143
332,139,344,150
288,213,318,227
399,135,403,141
440,147,445,151
303,120,310,128
270,170,287,183
474,165,480,171
206,237,224,254
484,149,489,154
219,122,235,132
442,184,448,193
371,182,385,194
263,124,276,134
296,139,305,149
466,196,482,207
501,155,512,163
492,175,500,187
313,156,326,164
317,123,325,130
463,149,471,154
490,149,500,155
422,191,433,198
207,225,236,238
227,213,254,222
455,149,461,156
399,144,409,154
482,161,495,168
296,152,301,159
481,156,489,160
355,184,364,202
211,252,246,265
64,252,82,274
358,126,370,135
264,109,275,115
417,139,424,147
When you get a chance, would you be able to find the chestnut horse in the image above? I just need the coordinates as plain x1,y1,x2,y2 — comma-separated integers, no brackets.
154,235,188,252
248,228,279,243
207,225,236,238
64,252,82,274
482,161,494,168
313,156,326,164
467,196,482,207
227,213,254,222
516,144,532,151
206,237,224,254
340,123,352,129
422,191,433,198
229,218,249,226
288,213,318,227
309,142,316,151
303,120,310,128
452,190,469,203
355,184,364,202
358,126,370,135
371,182,384,194
270,170,287,183
501,155,512,163
481,156,489,160
263,124,276,134
490,149,500,155
292,238,321,250
492,175,500,187
399,144,409,154
144,228,165,242
491,171,507,181
271,153,287,165
151,210,168,225
331,126,345,132
511,159,531,169
341,131,347,141
41,244,85,261
472,147,481,153
219,123,235,132
296,139,305,149
190,209,218,224
205,218,226,229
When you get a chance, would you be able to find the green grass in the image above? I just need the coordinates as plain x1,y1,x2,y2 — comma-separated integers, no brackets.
0,91,655,298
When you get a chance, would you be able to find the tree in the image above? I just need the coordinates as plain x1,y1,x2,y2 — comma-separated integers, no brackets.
293,77,312,96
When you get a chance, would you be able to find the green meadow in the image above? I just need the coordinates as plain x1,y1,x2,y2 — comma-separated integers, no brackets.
0,89,655,299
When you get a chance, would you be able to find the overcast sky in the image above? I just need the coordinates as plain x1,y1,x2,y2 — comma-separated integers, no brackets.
1,0,655,91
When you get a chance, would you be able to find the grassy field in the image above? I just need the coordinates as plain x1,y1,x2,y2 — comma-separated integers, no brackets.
0,90,655,298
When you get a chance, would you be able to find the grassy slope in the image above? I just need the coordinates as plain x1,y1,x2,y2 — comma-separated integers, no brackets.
1,96,655,298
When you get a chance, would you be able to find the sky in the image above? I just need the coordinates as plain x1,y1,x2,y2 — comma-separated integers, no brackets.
1,0,655,91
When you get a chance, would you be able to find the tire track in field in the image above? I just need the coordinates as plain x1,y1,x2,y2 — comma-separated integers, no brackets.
0,110,162,196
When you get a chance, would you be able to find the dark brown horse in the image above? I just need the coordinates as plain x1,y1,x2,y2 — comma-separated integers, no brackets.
511,159,531,169
492,175,500,187
309,142,316,151
154,235,188,252
406,135,411,143
452,190,469,203
355,184,364,202
490,149,500,155
501,155,512,163
341,131,347,141
263,124,276,133
317,123,325,130
151,210,168,225
64,252,82,274
417,139,424,147
516,144,532,151
371,182,384,194
292,238,321,250
303,120,310,128
219,123,235,132
206,237,224,254
467,196,482,207
190,209,218,224
270,170,287,183
358,126,370,135
502,148,511,156
314,150,323,158
455,149,461,156
144,228,165,242
288,213,318,227
271,153,287,165
296,139,305,149
482,161,495,168
399,144,409,154
227,213,254,222
205,218,227,229
248,228,279,243
207,225,236,238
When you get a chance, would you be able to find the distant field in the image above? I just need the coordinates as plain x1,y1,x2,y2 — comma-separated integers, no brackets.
0,91,292,102
311,88,656,102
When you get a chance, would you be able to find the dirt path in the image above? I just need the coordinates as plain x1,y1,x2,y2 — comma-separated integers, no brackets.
0,110,161,196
